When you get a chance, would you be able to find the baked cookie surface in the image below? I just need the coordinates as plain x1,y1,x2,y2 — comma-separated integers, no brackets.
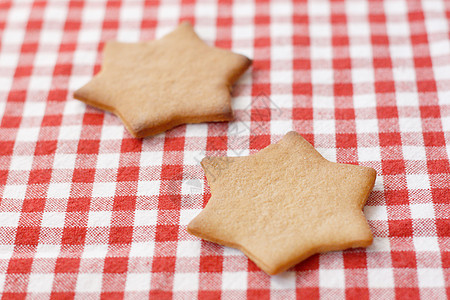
74,22,251,138
188,131,376,275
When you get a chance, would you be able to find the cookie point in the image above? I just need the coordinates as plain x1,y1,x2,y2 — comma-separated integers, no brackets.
279,131,301,144
200,156,215,169
73,86,88,102
200,156,211,164
179,21,193,28
186,213,204,237
244,56,253,67
285,130,300,137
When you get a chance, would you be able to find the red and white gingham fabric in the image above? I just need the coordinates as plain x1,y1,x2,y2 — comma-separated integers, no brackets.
0,0,448,298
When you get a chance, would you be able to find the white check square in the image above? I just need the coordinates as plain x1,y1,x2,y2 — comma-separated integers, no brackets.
82,245,109,259
58,125,82,141
353,94,376,108
0,274,4,293
120,6,142,21
81,6,104,22
23,101,46,117
0,212,20,227
364,205,387,221
0,77,13,92
76,273,103,292
1,29,25,45
16,127,40,142
309,22,331,38
87,211,112,227
350,45,372,59
92,182,116,198
396,92,419,107
271,2,291,16
368,268,394,288
402,146,426,161
222,272,247,290
429,40,450,57
310,45,332,60
63,100,86,115
140,151,163,167
406,174,430,190
271,120,293,135
117,29,140,43
271,23,293,38
3,185,27,199
410,203,435,219
346,1,367,14
319,269,345,288
308,1,330,16
158,6,179,24
133,210,157,226
176,241,201,258
73,50,97,67
356,119,378,133
195,3,216,18
314,120,335,134
34,52,58,66
101,126,123,140
393,67,416,82
367,237,391,252
179,209,202,225
44,6,67,22
313,96,334,108
384,0,407,15
417,268,444,287
413,237,439,252
232,3,253,18
0,53,19,68
185,123,208,137
35,244,61,258
78,29,102,44
129,242,155,258
390,45,413,59
386,22,409,37
311,69,333,85
137,181,160,196
125,273,151,291
173,273,199,291
47,183,71,199
358,147,381,162
316,148,336,162
348,22,370,36
28,274,54,293
53,154,76,169
271,272,296,290
183,151,203,166
29,76,52,91
10,155,33,170
271,70,293,84
352,68,374,84
96,153,120,169
41,212,66,228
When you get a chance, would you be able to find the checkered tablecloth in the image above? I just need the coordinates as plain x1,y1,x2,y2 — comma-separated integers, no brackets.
0,0,449,298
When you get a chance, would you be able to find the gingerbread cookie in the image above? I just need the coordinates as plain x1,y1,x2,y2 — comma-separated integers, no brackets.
188,131,376,275
74,22,251,138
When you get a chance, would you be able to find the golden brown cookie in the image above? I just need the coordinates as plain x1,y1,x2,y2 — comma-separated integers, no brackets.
73,22,251,138
188,131,376,275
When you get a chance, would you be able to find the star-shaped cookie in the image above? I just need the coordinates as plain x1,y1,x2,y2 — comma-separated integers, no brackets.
188,131,376,275
73,22,251,138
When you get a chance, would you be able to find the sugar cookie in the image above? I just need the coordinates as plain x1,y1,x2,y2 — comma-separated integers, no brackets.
188,131,376,275
74,22,251,138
